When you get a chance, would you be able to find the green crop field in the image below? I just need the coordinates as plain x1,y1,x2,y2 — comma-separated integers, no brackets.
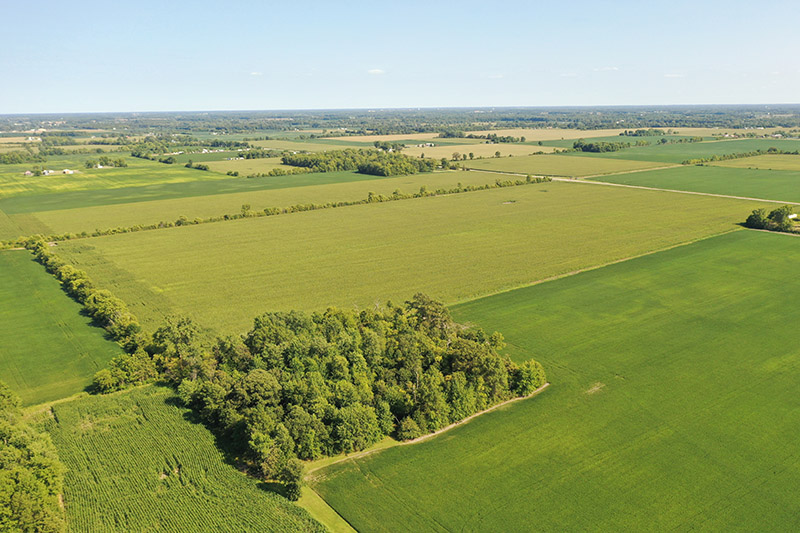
465,154,666,176
587,165,800,202
44,385,323,532
0,251,122,405
0,170,383,220
204,157,295,175
12,170,526,237
0,155,224,198
539,134,699,148
402,142,554,159
568,138,800,163
54,183,767,333
168,150,243,164
0,169,431,240
313,230,800,531
712,153,800,171
250,139,368,152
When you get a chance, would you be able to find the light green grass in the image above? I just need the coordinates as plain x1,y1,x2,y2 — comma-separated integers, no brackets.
55,183,768,333
44,385,323,532
0,170,380,217
464,154,666,176
19,170,513,237
588,165,800,202
204,157,295,175
0,155,224,198
568,138,800,163
313,230,800,531
712,153,800,171
0,251,122,405
297,488,356,533
539,134,698,148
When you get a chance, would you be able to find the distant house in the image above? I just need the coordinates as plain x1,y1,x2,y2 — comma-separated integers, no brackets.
790,214,798,220
23,170,33,176
42,169,54,175
63,169,74,174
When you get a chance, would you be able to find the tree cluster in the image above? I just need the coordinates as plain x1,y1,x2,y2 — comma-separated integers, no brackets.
744,205,796,233
282,149,435,176
572,139,631,152
184,161,210,171
155,295,545,492
373,141,404,152
84,156,127,168
0,382,65,532
620,128,666,137
0,148,45,165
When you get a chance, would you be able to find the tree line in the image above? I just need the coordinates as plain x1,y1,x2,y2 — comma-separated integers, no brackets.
5,175,551,252
572,139,632,152
84,156,127,168
0,382,66,532
682,147,797,165
282,149,436,176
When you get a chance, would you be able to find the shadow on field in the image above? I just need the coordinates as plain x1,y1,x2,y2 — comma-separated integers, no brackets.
162,393,288,497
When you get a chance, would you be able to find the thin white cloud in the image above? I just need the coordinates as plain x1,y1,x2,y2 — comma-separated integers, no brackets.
250,72,263,76
367,69,385,75
487,73,504,79
664,73,685,78
560,72,578,78
593,66,619,72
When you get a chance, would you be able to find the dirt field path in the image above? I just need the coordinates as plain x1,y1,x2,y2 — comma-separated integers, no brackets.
468,166,800,205
555,177,800,205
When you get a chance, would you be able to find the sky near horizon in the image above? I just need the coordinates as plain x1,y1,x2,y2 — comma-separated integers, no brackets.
3,0,799,114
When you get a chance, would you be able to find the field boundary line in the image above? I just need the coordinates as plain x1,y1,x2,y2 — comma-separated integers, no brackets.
449,228,743,308
306,382,550,478
744,228,800,238
562,177,800,205
461,163,681,179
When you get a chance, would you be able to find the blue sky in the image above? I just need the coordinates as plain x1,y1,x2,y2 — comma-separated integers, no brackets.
3,0,799,113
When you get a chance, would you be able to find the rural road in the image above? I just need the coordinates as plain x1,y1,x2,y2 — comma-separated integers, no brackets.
466,167,800,205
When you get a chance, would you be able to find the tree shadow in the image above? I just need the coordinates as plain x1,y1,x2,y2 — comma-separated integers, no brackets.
160,390,285,496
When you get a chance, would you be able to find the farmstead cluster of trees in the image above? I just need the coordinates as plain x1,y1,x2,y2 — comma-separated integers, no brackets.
0,382,65,532
282,149,436,176
745,205,796,233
